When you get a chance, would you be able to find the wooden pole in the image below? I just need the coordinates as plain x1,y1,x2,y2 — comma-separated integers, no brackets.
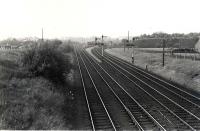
42,28,44,41
162,39,165,67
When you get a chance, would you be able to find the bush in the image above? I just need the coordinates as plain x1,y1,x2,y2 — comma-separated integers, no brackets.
0,77,67,129
0,40,76,129
21,42,71,84
58,43,74,53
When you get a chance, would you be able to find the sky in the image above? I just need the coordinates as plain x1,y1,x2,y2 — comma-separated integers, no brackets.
0,0,200,39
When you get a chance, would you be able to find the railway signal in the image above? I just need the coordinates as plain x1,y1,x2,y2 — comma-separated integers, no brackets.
130,37,138,64
101,35,107,58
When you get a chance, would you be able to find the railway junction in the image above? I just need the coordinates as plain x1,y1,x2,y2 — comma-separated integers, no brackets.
75,46,200,130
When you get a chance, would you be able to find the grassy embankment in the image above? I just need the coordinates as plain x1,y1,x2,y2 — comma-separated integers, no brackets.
0,40,78,129
106,48,200,93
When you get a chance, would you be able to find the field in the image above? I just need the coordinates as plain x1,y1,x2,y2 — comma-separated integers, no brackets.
106,48,200,93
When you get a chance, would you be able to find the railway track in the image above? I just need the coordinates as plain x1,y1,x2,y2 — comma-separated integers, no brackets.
80,50,139,130
91,47,200,130
99,49,200,102
81,50,164,130
93,48,200,116
98,49,200,101
75,47,167,130
75,47,115,130
88,49,191,130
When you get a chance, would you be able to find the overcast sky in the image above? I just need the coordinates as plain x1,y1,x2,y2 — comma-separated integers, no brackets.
0,0,200,39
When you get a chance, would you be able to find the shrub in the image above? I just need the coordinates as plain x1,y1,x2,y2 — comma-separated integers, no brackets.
21,42,71,84
0,77,66,129
0,40,75,129
58,43,74,53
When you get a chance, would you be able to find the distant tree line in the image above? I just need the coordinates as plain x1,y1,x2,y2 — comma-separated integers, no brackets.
121,32,200,48
139,32,200,39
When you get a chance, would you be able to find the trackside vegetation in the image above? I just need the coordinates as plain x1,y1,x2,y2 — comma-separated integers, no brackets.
0,40,76,129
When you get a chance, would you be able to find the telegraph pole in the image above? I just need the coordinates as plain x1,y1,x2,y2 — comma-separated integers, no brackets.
179,39,181,58
128,31,129,42
124,39,125,52
42,28,44,42
128,31,130,50
102,35,104,57
162,39,166,67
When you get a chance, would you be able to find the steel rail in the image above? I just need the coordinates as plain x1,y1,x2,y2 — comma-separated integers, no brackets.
81,50,144,131
78,49,117,131
94,49,195,130
94,49,199,130
103,50,200,108
74,46,95,130
97,49,200,121
83,49,166,131
104,49,200,102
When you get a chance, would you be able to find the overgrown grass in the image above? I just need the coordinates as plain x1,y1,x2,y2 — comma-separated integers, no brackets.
1,77,67,129
0,40,75,129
